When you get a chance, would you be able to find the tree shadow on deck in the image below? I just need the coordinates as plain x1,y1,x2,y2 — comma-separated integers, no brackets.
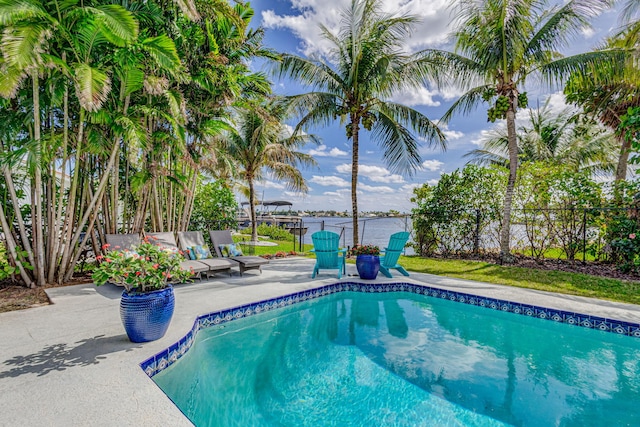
0,334,139,378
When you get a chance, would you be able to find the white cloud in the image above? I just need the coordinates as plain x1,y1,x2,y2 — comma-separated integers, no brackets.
401,183,421,192
262,0,455,58
322,191,344,197
422,159,444,171
336,163,405,183
470,129,495,146
261,181,285,189
389,87,441,107
309,144,348,157
581,27,595,38
438,123,465,140
443,129,464,140
427,178,440,186
310,175,350,187
358,183,395,193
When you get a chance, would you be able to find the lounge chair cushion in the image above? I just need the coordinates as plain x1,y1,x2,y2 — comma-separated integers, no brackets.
187,245,212,260
218,243,243,257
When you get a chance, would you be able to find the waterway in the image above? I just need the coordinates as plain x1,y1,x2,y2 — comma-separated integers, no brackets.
300,216,414,254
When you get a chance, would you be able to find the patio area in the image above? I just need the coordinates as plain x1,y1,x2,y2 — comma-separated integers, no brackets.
2,256,640,426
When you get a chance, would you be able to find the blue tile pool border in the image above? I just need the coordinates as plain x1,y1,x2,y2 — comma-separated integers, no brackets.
140,282,640,377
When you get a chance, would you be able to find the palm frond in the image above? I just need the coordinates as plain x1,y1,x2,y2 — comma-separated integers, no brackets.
91,4,138,47
2,22,50,69
0,0,46,26
0,64,26,98
141,35,181,71
440,85,491,124
540,49,629,85
73,63,111,112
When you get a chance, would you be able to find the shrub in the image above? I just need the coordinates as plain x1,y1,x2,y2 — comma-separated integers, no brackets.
92,239,193,293
240,223,292,241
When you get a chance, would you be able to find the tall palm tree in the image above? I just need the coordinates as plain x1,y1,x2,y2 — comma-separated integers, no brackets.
224,99,318,242
466,100,619,176
428,0,623,262
275,0,446,245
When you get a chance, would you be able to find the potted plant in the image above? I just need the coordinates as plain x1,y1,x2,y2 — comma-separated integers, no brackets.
350,244,381,279
92,239,193,343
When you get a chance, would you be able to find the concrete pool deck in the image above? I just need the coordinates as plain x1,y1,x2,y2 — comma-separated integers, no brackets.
2,256,640,426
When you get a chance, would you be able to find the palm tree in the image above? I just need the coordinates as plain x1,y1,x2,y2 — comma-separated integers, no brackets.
466,100,619,176
427,0,623,262
224,99,318,242
0,0,138,285
275,0,446,245
564,34,640,182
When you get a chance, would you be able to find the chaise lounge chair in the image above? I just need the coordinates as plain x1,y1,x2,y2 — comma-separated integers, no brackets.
105,233,141,251
145,232,210,279
176,231,238,277
209,230,269,276
310,230,346,279
379,231,410,278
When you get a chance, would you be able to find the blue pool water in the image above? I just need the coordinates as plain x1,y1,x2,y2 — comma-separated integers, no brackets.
153,292,640,426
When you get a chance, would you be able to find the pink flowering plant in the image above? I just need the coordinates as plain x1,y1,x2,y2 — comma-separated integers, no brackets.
92,240,192,293
349,244,381,256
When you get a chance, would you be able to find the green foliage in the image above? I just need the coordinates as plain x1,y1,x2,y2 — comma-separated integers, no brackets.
598,180,640,271
411,165,505,256
240,223,292,241
0,242,32,280
514,162,602,261
189,180,238,231
621,106,640,164
0,242,15,280
92,241,192,293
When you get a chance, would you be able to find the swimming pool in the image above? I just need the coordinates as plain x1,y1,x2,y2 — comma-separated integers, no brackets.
148,284,640,426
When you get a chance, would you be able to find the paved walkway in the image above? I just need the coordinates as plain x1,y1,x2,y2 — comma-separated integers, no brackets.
2,257,640,426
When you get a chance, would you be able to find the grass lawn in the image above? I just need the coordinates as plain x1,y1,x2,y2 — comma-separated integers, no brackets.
231,238,313,256
400,256,640,305
234,237,640,305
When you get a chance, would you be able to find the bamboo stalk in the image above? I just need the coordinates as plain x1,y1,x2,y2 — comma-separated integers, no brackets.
0,203,33,287
32,71,46,286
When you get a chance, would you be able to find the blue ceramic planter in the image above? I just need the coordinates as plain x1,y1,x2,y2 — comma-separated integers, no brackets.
356,255,380,279
120,286,175,343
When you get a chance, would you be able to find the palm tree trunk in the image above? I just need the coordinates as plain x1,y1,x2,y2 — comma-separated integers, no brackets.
58,138,120,283
179,170,198,231
0,203,33,287
249,176,258,241
0,151,35,270
351,119,360,246
499,106,518,263
48,78,70,283
615,133,630,182
32,71,46,286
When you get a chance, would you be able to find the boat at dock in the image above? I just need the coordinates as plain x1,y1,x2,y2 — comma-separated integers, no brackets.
237,200,308,236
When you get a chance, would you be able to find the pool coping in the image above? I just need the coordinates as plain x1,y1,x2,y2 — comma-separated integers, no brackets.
141,281,640,378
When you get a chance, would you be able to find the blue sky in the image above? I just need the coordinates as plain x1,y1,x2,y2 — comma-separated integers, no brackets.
243,0,622,213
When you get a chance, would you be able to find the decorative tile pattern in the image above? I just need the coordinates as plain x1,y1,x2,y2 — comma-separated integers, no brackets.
140,281,640,378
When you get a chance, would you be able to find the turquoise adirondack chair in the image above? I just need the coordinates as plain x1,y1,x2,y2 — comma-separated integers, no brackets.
379,231,410,278
311,231,347,279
